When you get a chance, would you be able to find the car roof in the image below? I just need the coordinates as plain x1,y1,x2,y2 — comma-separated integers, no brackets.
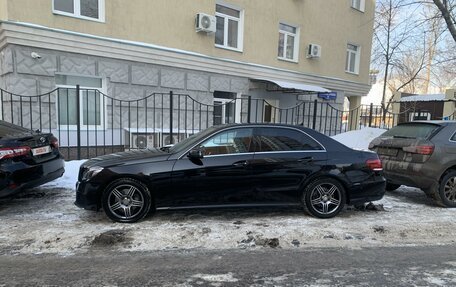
211,123,315,131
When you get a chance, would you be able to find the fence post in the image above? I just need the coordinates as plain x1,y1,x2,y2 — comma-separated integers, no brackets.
312,99,318,130
247,96,252,123
76,85,81,160
169,91,174,145
368,103,373,127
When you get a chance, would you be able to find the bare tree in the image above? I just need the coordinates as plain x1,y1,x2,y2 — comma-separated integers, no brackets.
432,0,456,43
388,51,428,93
373,0,427,121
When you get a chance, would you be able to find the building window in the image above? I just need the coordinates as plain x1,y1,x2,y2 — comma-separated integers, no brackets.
53,0,105,22
345,43,361,74
213,91,236,125
351,0,365,12
278,23,299,62
215,4,243,51
56,74,105,129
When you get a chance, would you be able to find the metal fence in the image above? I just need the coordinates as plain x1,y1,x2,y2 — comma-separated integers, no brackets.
0,86,416,160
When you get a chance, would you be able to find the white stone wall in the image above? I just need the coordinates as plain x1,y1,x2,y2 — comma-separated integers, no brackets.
0,44,251,144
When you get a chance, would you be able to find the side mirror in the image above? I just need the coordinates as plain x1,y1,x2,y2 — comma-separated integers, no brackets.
188,148,204,159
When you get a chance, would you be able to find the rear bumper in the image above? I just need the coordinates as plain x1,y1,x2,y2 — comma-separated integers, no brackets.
0,156,65,198
347,176,386,205
381,159,438,189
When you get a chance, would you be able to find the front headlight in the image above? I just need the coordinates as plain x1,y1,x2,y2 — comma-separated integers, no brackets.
82,166,103,181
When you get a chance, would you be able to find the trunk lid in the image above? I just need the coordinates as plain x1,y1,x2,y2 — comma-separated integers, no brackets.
0,122,59,164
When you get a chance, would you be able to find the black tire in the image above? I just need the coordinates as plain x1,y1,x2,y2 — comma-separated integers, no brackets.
102,178,153,223
302,178,346,219
436,170,456,208
385,183,401,191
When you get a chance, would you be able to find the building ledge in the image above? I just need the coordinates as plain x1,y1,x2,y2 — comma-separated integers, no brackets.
0,20,371,96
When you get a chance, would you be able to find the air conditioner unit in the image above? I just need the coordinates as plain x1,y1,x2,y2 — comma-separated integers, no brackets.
160,133,187,146
130,133,156,149
307,44,322,59
196,13,216,33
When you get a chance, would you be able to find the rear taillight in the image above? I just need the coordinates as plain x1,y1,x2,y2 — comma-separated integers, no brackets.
366,159,383,171
50,137,59,149
402,145,434,155
0,146,31,160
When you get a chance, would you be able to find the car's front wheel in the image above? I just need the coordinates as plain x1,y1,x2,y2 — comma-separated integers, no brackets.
302,178,346,218
102,178,152,223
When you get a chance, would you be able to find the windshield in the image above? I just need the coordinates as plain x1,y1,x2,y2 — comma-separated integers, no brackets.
381,123,440,139
168,126,220,154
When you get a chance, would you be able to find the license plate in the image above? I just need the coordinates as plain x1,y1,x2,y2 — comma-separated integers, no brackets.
378,148,398,157
32,145,52,156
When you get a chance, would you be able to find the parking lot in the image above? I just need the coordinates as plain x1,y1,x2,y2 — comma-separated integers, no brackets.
0,173,455,256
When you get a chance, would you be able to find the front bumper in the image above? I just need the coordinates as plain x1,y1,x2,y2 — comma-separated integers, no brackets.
0,156,65,198
75,180,101,211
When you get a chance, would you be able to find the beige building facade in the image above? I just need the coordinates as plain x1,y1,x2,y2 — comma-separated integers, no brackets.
0,0,375,149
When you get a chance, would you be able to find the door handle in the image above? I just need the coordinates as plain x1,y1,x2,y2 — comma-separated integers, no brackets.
298,156,314,163
233,160,248,167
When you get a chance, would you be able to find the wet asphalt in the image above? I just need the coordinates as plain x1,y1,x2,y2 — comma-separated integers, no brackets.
0,244,455,286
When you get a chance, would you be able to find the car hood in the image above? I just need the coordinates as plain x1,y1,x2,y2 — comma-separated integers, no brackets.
82,149,171,168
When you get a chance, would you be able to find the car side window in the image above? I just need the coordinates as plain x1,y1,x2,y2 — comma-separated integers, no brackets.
200,128,253,156
451,131,456,141
255,127,323,152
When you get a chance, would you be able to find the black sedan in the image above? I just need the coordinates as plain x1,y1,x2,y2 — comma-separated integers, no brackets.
76,124,386,223
0,120,65,197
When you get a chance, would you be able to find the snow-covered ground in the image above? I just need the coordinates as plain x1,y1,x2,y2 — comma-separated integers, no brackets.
0,128,454,256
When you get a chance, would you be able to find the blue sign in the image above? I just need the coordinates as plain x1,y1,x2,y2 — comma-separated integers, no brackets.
318,92,337,100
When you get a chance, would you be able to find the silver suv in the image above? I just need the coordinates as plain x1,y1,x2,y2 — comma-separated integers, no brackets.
369,121,456,207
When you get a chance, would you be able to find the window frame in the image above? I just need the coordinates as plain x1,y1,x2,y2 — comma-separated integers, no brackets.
178,125,326,159
350,0,366,12
345,43,361,75
277,22,300,63
215,2,244,52
52,0,105,22
55,75,106,131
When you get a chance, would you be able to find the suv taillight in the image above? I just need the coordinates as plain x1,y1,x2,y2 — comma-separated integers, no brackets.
366,159,383,171
0,146,31,160
403,145,434,155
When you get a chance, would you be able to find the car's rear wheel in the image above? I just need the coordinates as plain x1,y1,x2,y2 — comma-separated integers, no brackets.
437,170,456,208
302,178,346,218
385,183,401,191
102,178,152,223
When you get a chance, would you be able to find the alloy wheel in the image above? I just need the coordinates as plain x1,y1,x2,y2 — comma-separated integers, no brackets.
107,184,145,220
443,176,456,203
309,183,342,215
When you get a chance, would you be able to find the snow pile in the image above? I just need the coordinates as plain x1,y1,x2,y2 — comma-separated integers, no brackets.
332,127,386,150
0,185,455,256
